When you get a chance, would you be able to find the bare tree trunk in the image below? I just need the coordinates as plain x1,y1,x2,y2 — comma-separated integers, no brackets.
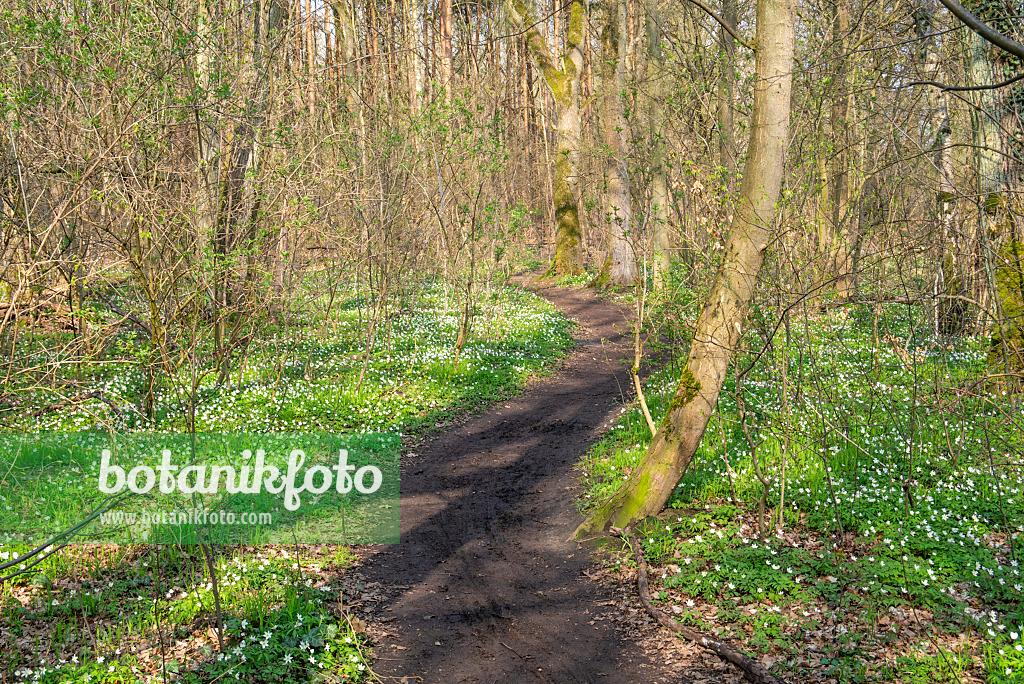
968,30,1003,211
405,0,423,117
440,0,453,103
647,10,671,287
576,0,796,534
195,0,218,255
717,0,737,176
966,28,1015,363
306,0,315,113
222,0,286,235
595,0,637,287
830,0,861,299
194,0,224,347
917,13,962,334
506,0,586,276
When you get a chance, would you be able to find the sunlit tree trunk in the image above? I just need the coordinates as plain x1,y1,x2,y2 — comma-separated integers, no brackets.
576,0,795,534
918,15,963,335
506,0,586,276
595,0,637,287
829,0,859,299
306,0,315,113
440,0,453,103
813,0,842,285
222,0,285,235
405,0,424,117
646,10,671,287
968,31,1003,212
966,29,1017,365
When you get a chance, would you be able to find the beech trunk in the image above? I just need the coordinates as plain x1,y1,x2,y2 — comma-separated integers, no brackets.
576,0,795,535
506,0,586,276
595,0,637,287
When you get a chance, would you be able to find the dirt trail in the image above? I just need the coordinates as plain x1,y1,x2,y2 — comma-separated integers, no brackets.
358,283,678,683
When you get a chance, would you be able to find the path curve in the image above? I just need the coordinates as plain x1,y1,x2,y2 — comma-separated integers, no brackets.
358,283,677,683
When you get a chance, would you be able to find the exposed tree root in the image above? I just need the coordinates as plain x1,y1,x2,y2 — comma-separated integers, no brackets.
629,531,790,684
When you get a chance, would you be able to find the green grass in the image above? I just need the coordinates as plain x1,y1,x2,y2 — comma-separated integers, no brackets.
3,547,369,683
580,300,1024,682
1,280,575,683
0,283,575,435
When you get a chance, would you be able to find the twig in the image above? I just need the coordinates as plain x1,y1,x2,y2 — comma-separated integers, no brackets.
500,641,533,660
907,71,1024,92
934,0,1024,61
628,531,789,684
680,0,756,51
632,274,657,437
29,389,124,417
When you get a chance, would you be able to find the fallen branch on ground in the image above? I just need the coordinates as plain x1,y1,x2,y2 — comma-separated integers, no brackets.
628,530,789,684
29,389,124,417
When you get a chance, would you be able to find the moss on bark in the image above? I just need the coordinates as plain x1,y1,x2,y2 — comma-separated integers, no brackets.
992,237,1024,370
546,149,583,276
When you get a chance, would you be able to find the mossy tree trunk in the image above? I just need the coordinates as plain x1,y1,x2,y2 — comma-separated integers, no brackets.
576,0,795,535
594,0,637,288
993,227,1024,370
964,28,1017,361
506,0,585,276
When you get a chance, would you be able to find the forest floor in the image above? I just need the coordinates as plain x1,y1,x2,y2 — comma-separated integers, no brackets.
354,281,742,683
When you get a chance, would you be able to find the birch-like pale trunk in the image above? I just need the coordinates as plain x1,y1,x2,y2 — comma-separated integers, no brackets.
576,0,795,534
440,0,453,104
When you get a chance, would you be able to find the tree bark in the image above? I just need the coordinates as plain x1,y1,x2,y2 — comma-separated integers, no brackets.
440,0,453,104
917,14,963,335
595,0,637,287
717,0,737,176
506,0,586,276
647,10,671,287
195,0,219,257
829,0,859,299
405,0,424,117
576,0,796,534
966,27,1016,365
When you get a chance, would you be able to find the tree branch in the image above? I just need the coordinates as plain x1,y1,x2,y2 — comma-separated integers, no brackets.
909,71,1024,91
935,0,1024,61
681,0,756,51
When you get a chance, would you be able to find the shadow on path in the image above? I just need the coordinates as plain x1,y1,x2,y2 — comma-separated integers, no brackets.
358,283,681,683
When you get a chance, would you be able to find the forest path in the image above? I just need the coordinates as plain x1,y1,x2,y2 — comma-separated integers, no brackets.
357,281,683,683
